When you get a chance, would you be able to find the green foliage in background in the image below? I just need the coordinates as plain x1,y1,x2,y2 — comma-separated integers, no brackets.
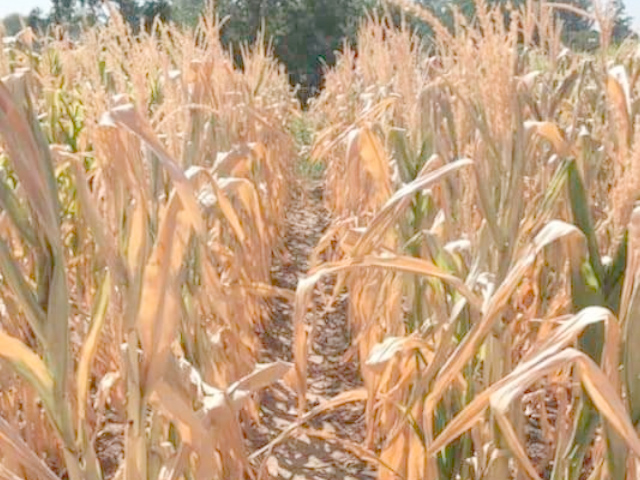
2,0,636,100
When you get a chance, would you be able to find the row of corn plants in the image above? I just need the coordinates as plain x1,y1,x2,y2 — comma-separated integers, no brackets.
291,1,640,479
0,8,297,480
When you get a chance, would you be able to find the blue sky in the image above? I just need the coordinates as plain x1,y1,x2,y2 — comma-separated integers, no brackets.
624,0,640,30
1,0,640,29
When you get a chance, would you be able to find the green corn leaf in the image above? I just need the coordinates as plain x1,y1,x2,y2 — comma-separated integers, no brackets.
46,257,73,446
0,238,46,344
567,160,604,285
622,207,640,425
604,231,628,315
388,127,414,183
0,174,36,245
563,216,604,480
624,276,640,423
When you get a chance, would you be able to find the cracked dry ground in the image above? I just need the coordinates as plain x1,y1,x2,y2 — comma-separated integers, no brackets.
247,178,376,480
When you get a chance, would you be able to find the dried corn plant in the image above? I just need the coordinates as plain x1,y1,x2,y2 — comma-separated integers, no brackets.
0,8,297,480
294,2,640,480
3,1,640,480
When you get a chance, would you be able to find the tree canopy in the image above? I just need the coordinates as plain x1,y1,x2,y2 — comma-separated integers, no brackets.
4,0,636,100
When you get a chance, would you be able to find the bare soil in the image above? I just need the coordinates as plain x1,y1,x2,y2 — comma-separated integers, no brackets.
247,178,375,480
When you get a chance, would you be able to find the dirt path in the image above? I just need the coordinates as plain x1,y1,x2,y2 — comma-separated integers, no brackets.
247,177,376,480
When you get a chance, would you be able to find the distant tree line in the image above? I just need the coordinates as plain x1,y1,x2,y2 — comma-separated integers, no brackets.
2,0,636,102
19,0,172,33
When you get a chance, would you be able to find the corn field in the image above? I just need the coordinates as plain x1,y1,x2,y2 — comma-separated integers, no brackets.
1,1,640,479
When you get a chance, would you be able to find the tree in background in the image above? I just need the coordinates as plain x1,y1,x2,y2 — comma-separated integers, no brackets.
51,0,76,23
32,0,172,30
419,0,634,50
3,0,636,100
171,0,204,26
610,0,634,44
543,0,634,49
217,0,373,102
140,0,172,29
191,0,637,100
2,13,23,36
26,8,49,31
